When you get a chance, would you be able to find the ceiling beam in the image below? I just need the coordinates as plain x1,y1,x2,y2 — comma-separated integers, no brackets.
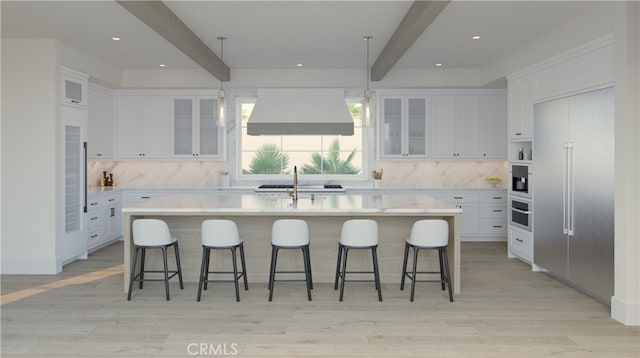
117,0,230,81
371,1,450,81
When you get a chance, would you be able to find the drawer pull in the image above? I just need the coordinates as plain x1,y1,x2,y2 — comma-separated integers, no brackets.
492,197,502,200
90,202,98,206
141,196,151,199
90,234,98,239
492,225,503,228
454,196,463,200
515,238,523,243
108,198,115,202
492,209,503,213
90,216,98,221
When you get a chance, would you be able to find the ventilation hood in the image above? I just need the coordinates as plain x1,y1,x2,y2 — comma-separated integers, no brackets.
247,88,354,136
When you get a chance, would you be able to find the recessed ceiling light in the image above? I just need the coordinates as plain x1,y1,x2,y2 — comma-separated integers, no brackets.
435,63,443,67
111,37,121,41
159,64,166,67
296,63,303,68
472,35,481,40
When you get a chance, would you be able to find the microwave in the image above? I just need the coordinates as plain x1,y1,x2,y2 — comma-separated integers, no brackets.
510,164,531,198
510,197,532,231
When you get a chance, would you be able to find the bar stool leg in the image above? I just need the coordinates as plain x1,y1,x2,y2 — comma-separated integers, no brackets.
162,247,170,301
302,246,312,301
239,243,249,290
400,242,410,290
334,244,343,290
231,247,240,302
174,242,184,289
438,248,446,290
127,246,139,301
339,247,349,302
268,246,278,301
305,245,313,289
197,247,208,302
443,247,454,302
139,248,146,289
372,246,382,302
410,246,419,302
203,248,211,290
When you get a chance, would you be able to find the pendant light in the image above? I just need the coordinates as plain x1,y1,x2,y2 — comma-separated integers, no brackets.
217,36,227,127
363,36,373,127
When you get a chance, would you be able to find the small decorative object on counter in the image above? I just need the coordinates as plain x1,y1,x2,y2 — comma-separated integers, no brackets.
518,148,524,160
485,177,501,188
219,170,230,187
100,171,107,187
372,169,383,189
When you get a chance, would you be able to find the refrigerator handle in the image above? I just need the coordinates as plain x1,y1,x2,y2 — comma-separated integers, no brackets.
567,143,575,236
83,141,88,214
562,143,569,234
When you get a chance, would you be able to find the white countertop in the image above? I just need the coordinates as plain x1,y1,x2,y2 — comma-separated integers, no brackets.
122,193,462,215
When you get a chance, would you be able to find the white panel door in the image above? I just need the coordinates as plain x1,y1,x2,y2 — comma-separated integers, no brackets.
431,95,456,158
115,95,142,158
457,95,482,158
483,95,507,159
141,95,170,158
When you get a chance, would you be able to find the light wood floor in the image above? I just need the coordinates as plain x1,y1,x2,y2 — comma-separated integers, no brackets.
1,242,638,357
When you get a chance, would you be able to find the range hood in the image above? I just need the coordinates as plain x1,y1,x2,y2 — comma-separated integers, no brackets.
247,88,354,136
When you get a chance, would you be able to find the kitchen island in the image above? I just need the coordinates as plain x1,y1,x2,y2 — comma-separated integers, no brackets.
122,193,463,294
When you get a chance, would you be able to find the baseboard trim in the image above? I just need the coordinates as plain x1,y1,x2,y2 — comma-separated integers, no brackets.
461,236,507,242
611,296,640,325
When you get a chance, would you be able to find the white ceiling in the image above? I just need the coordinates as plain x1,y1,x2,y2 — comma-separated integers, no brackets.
1,1,603,74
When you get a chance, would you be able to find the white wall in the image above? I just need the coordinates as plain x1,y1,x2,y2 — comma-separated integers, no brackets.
61,43,122,88
612,1,640,326
1,39,60,274
480,1,615,86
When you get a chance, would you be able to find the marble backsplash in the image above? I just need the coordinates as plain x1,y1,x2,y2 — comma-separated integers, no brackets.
89,160,508,190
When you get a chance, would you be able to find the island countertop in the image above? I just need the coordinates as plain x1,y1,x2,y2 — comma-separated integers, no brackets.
122,193,462,296
122,193,463,215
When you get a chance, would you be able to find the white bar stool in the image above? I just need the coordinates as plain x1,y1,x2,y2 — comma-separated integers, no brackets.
197,220,248,302
400,219,453,302
127,219,184,301
268,219,313,301
334,219,382,301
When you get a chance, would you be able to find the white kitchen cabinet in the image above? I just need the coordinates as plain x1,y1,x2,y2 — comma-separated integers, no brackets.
481,191,507,238
482,95,508,159
436,192,481,236
172,96,223,159
508,76,535,140
432,95,506,160
115,95,170,159
379,96,428,159
88,84,114,159
61,66,88,108
508,225,533,263
87,191,122,252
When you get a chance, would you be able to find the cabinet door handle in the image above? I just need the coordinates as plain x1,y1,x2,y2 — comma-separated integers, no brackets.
515,238,523,242
110,208,115,217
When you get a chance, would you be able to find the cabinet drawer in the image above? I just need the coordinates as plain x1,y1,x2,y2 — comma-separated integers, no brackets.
436,192,481,203
88,193,120,209
482,204,507,219
87,212,101,229
482,220,507,235
125,192,163,206
509,225,532,261
88,229,101,247
482,192,507,203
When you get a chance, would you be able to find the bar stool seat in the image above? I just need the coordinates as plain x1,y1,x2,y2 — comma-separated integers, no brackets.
268,219,313,301
400,219,453,302
197,220,248,302
127,219,184,301
334,219,382,301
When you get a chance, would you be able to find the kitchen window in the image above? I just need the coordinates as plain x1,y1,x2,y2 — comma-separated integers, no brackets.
238,99,364,177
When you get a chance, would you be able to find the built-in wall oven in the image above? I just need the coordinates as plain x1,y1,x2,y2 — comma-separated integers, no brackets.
510,197,532,231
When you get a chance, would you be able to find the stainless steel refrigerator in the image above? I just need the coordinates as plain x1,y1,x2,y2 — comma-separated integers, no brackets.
533,86,614,305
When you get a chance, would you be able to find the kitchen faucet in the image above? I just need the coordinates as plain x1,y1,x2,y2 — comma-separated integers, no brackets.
289,166,298,201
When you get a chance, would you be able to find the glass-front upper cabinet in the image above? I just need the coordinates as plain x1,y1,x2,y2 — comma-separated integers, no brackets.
171,96,223,159
379,96,428,159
